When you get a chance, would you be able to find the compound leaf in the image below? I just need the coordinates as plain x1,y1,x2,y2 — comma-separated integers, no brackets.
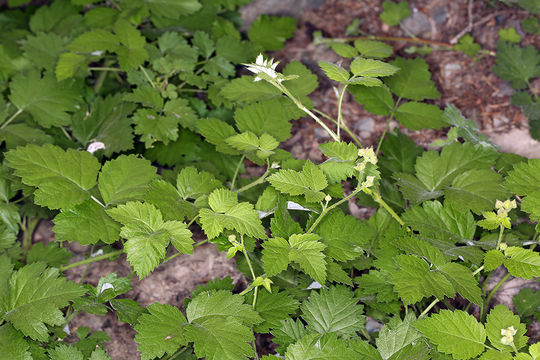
288,234,327,283
384,57,440,101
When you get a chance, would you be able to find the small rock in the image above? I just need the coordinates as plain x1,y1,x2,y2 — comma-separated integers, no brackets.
401,8,431,37
443,63,461,78
430,5,447,25
313,127,330,139
496,82,514,97
492,114,509,127
355,117,375,133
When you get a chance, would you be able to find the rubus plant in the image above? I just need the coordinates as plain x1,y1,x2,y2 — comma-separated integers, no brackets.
1,1,539,360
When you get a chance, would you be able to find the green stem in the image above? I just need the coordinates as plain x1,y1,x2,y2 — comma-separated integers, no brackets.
482,273,511,321
88,67,123,72
375,98,400,156
236,161,270,193
320,34,454,49
365,188,405,226
240,234,259,359
186,215,199,228
139,65,156,89
313,109,363,148
419,299,439,318
496,225,505,250
0,108,23,129
472,265,484,276
60,249,124,271
230,155,245,191
22,217,39,256
336,84,349,140
164,347,187,360
307,186,364,233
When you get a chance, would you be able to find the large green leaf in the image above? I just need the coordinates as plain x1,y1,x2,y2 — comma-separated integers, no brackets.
384,57,440,101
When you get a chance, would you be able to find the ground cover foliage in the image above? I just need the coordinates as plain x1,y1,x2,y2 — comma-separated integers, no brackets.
0,0,539,359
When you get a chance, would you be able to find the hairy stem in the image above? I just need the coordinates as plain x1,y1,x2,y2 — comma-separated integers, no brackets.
60,249,125,271
375,98,400,156
230,155,245,191
236,161,270,193
419,299,439,318
482,273,511,321
139,65,156,89
313,109,363,148
0,108,23,129
472,265,484,276
336,84,349,140
496,225,505,250
364,188,405,226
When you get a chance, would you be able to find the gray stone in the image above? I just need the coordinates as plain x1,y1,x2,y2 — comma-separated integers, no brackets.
241,0,324,29
443,63,461,78
314,127,331,139
401,8,431,37
430,5,447,25
355,117,375,133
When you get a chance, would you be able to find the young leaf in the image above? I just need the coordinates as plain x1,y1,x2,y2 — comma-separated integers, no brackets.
271,318,307,354
107,202,193,278
48,344,84,360
395,102,445,130
5,144,101,210
349,84,394,115
248,15,297,51
350,58,399,77
176,166,222,200
318,61,350,82
54,199,121,245
493,41,540,89
437,263,482,305
384,57,440,101
98,155,157,206
455,34,481,57
505,159,540,195
331,42,359,58
503,247,540,279
301,286,364,338
134,303,187,360
380,0,411,26
288,233,327,283
513,288,540,321
262,237,291,277
354,39,394,59
269,161,328,203
198,118,240,155
0,262,84,341
486,304,528,352
199,188,266,239
414,310,486,359
9,72,80,128
113,19,148,71
234,99,293,142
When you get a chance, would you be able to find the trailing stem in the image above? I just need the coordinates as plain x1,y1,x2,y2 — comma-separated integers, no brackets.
60,249,125,271
364,188,405,227
419,299,439,318
236,160,271,193
482,273,511,321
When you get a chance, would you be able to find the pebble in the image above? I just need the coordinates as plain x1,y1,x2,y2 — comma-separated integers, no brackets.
430,5,447,25
314,127,331,139
355,117,375,133
401,8,431,37
443,63,462,78
492,114,509,128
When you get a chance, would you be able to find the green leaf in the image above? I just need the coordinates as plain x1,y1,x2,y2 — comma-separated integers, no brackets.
220,76,282,103
484,250,505,271
114,19,148,71
216,36,253,63
5,144,101,210
9,72,80,128
199,188,266,239
110,298,148,324
234,99,293,142
414,310,486,359
354,39,394,58
349,84,394,115
54,199,121,245
48,344,84,360
499,27,522,44
350,58,399,77
503,246,540,279
441,104,493,147
251,290,299,333
176,166,221,200
376,313,422,360
315,210,372,261
192,31,215,58
134,303,187,360
89,348,111,360
271,319,307,354
248,15,297,51
380,0,411,26
513,288,540,321
384,57,440,101
455,34,481,57
26,243,71,268
185,290,261,360
107,202,193,278
282,61,319,105
318,61,350,82
145,0,202,18
270,199,303,238
523,17,540,35
505,159,540,195
486,304,528,352
262,237,291,276
124,85,163,109
301,286,364,338
68,29,119,52
331,42,359,57
132,109,180,148
521,192,540,221
395,102,445,130
445,169,509,214
0,124,54,149
380,130,423,175
493,41,540,90
438,262,482,305
0,262,84,341
285,333,359,360
22,32,65,72
0,324,31,360
391,255,454,305
268,161,328,202
98,155,156,206
56,53,87,81
198,118,240,155
288,233,327,283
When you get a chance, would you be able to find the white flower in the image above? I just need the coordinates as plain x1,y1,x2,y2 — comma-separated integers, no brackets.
244,54,283,83
87,141,106,154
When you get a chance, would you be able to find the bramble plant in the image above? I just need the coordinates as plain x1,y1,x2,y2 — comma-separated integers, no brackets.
0,1,539,359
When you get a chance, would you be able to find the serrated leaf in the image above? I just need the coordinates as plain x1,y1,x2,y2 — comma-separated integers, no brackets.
513,288,540,320
0,124,54,149
5,144,101,210
354,39,394,58
251,290,299,333
493,41,540,90
288,233,327,283
26,243,71,268
380,0,411,26
9,72,80,128
315,210,372,261
484,249,505,271
107,202,193,278
132,109,180,148
68,29,119,52
455,34,481,57
198,117,240,155
134,303,187,360
54,199,121,245
486,304,528,352
248,15,297,51
438,262,482,305
0,324,31,360
234,99,293,142
98,155,156,206
301,286,364,338
177,167,221,200
318,61,350,82
220,76,282,103
199,188,266,239
349,84,394,115
384,57,440,101
22,32,65,72
414,310,486,359
48,344,84,360
0,262,84,341
395,102,445,130
271,318,307,354
330,42,359,57
376,313,422,360
262,237,290,276
350,58,399,77
503,246,540,279
391,255,454,305
285,333,359,360
114,19,148,71
269,162,328,203
270,199,303,238
442,104,494,147
89,348,111,360
380,130,423,175
505,159,540,195
56,52,87,81
216,35,253,63
282,61,318,105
